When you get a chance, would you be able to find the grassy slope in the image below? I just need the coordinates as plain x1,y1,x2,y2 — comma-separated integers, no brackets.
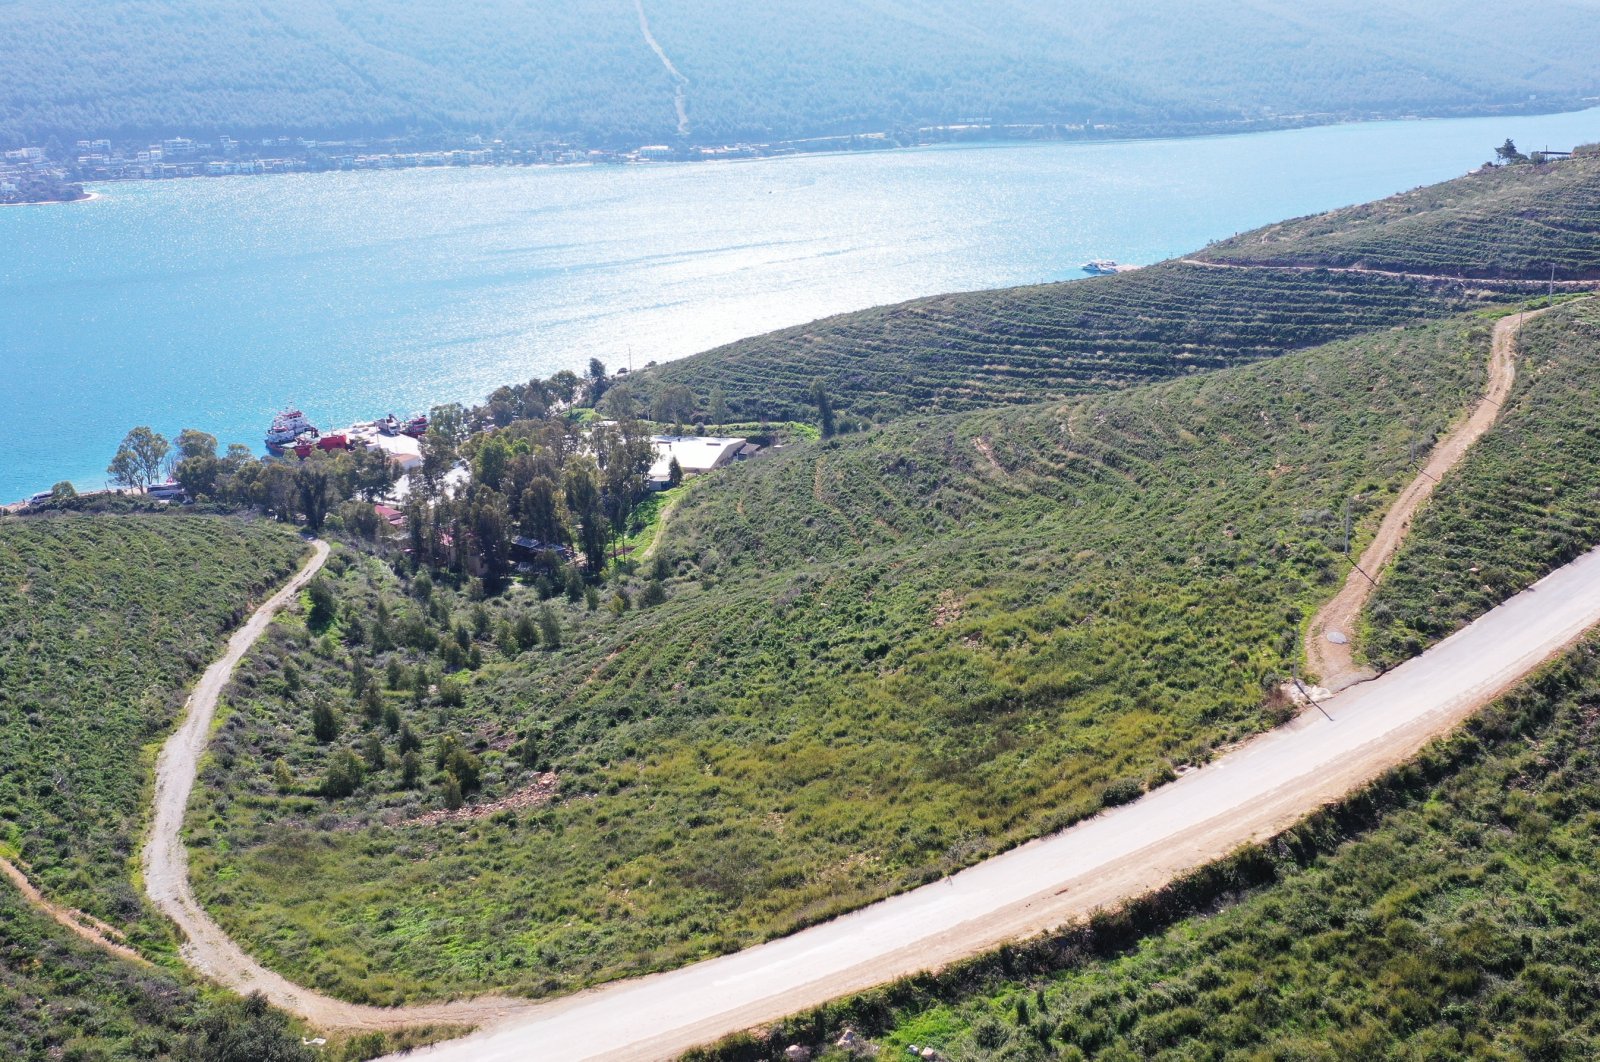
1200,155,1600,279
191,317,1486,1004
629,153,1600,427
697,299,1600,1062
0,514,305,936
1366,301,1600,666
738,640,1600,1062
628,264,1483,423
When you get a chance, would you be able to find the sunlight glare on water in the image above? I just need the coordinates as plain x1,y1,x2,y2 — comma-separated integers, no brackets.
2,105,1598,500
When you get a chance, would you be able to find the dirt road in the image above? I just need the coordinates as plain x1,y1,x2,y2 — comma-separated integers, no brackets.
1306,308,1545,690
131,305,1600,1058
1178,256,1600,289
138,537,525,1031
634,0,690,136
0,856,148,965
396,540,1600,1061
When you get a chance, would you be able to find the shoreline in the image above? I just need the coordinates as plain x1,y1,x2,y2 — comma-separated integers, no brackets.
43,97,1600,194
0,190,99,207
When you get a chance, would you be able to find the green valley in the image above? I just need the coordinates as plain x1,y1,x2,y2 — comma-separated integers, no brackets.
188,316,1489,1003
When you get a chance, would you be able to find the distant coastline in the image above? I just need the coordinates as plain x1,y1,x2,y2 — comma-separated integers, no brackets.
17,96,1600,199
0,189,97,207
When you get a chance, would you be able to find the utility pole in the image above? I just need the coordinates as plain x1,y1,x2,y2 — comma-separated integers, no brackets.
1550,263,1557,303
1342,496,1352,555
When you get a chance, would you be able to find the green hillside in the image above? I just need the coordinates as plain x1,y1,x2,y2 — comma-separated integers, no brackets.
620,264,1485,424
4,0,1600,145
702,638,1600,1062
1365,302,1600,667
624,152,1600,428
0,885,314,1061
688,298,1600,1062
188,316,1486,1004
0,514,306,936
1200,154,1600,279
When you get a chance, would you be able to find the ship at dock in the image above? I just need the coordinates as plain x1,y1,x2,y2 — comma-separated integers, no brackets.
265,408,318,454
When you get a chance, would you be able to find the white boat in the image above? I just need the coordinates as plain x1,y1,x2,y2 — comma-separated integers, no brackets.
1082,259,1121,275
265,409,318,453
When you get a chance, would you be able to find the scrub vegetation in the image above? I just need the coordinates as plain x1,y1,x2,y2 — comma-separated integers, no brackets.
190,316,1487,1004
688,636,1600,1061
0,514,305,936
1366,301,1600,667
0,512,322,1059
681,302,1600,1062
0,884,315,1062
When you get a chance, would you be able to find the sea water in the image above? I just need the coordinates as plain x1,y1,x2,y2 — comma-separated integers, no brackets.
3,105,1598,501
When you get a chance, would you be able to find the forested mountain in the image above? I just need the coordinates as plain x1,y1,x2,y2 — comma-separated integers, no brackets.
4,0,1600,146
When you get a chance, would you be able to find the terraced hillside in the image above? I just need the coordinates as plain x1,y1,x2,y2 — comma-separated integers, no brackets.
622,263,1484,423
623,155,1600,428
0,514,305,939
1199,153,1600,279
1365,301,1600,667
690,298,1600,1062
191,316,1488,1005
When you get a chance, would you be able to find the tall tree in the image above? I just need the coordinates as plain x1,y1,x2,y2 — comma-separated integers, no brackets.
107,426,170,489
563,458,608,573
811,381,837,438
175,427,218,461
294,460,334,531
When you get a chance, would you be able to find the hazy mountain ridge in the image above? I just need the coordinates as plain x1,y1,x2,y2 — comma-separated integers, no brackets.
5,0,1600,146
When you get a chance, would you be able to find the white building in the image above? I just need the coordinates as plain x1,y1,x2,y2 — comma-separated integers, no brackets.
648,435,745,489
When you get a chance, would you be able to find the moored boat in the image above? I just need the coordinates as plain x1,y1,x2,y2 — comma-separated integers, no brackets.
1082,259,1120,275
265,409,318,454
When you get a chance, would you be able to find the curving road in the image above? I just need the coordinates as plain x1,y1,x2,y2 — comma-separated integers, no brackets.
396,542,1600,1060
133,312,1600,1060
140,537,525,1031
1305,307,1548,690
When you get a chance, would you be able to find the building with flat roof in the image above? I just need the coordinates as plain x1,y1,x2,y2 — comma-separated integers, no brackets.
648,434,746,489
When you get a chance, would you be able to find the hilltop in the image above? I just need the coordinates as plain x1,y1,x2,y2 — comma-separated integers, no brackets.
1199,151,1600,279
4,1,1600,146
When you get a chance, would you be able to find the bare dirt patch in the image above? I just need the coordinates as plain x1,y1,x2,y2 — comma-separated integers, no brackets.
401,773,560,828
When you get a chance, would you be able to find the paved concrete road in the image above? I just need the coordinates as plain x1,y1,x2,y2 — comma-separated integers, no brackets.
399,544,1600,1062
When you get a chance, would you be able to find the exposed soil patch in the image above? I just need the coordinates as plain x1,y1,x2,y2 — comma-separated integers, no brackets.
401,773,560,828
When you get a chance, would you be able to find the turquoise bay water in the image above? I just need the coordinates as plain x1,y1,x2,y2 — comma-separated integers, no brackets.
3,107,1598,501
